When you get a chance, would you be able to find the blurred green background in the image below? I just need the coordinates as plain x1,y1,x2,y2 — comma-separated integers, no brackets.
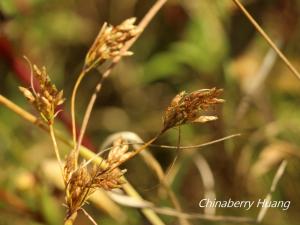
1,0,300,224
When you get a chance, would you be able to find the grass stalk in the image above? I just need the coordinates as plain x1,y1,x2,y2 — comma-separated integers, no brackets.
49,124,63,174
232,0,300,80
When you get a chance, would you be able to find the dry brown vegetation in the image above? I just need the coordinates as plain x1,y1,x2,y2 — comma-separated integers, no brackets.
1,0,300,225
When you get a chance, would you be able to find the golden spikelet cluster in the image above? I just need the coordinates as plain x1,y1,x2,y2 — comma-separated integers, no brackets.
64,138,129,220
162,88,224,131
19,64,65,124
84,17,140,70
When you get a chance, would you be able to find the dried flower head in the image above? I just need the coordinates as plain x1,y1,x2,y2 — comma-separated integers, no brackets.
19,64,65,124
107,138,132,168
64,138,129,220
162,88,224,131
65,163,92,218
84,17,140,70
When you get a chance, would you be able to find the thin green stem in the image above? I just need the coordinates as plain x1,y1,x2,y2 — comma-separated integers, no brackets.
70,69,87,151
49,124,63,174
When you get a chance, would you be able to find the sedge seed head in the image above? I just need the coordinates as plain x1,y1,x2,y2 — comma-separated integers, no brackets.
64,138,129,217
84,17,140,70
162,88,224,131
19,62,65,124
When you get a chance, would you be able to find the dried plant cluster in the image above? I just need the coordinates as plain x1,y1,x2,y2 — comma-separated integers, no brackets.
163,88,224,131
84,17,140,70
1,1,296,224
18,16,224,225
19,64,65,125
64,139,129,221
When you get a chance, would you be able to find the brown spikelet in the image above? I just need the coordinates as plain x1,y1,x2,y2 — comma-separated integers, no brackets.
64,138,130,220
84,17,140,70
90,167,126,191
107,138,131,168
64,151,77,183
162,88,224,131
65,163,93,218
19,62,65,124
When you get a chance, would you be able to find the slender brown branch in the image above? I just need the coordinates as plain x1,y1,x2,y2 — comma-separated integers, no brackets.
232,0,300,80
153,133,241,150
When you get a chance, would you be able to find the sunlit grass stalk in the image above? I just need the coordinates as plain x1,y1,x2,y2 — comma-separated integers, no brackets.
232,0,300,80
49,124,63,173
71,69,88,149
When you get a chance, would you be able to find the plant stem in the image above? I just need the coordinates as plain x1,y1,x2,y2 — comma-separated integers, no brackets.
64,212,77,225
0,95,42,127
71,69,87,150
232,0,300,80
74,76,104,161
49,124,63,174
171,127,191,225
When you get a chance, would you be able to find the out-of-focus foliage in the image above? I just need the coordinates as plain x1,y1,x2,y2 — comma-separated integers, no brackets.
1,0,300,225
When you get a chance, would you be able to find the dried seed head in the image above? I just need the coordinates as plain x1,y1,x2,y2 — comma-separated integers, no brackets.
64,138,130,216
84,17,140,70
19,62,65,124
163,88,224,131
91,167,126,191
107,138,131,168
65,163,93,215
64,151,77,183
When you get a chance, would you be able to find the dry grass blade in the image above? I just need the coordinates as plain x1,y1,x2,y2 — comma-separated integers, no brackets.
150,207,256,224
250,141,297,177
235,42,280,123
107,192,256,224
256,160,288,222
194,154,216,215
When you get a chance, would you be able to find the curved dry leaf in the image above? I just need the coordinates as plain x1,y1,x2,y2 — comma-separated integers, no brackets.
250,141,299,177
108,191,154,208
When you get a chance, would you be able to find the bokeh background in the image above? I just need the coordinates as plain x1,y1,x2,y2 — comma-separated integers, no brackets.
1,0,300,224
